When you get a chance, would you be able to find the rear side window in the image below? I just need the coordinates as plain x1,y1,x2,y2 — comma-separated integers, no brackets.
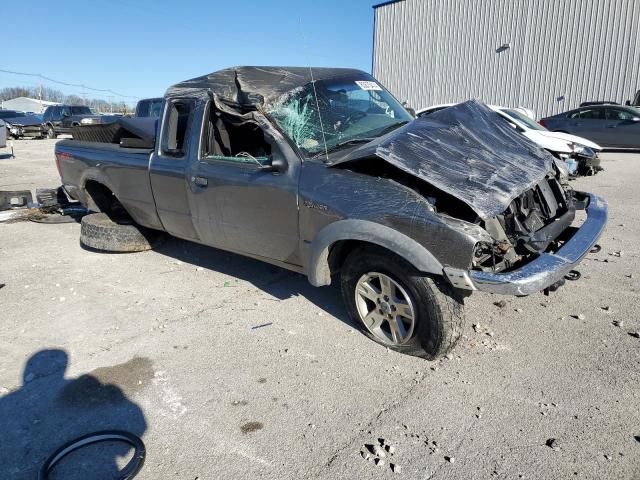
161,99,194,157
578,109,605,120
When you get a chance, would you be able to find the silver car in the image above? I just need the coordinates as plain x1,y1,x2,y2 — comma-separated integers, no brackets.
540,104,640,149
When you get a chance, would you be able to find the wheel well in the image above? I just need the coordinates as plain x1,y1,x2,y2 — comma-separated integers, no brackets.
328,240,395,277
84,180,120,214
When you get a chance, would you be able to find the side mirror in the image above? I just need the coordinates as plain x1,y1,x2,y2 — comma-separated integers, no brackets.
260,156,287,174
405,107,416,118
625,100,631,106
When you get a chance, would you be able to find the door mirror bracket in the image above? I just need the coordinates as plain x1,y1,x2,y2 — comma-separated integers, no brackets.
260,156,287,174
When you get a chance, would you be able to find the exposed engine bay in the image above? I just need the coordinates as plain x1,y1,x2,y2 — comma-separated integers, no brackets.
339,155,576,275
473,173,577,272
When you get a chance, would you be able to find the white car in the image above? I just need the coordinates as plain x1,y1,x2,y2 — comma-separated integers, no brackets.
417,103,602,176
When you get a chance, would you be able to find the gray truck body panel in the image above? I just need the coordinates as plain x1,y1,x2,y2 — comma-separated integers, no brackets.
56,66,607,294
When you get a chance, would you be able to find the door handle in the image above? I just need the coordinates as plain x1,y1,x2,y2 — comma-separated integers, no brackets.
192,176,208,187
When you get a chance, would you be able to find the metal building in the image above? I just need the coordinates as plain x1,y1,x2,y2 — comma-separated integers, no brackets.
0,97,59,114
373,0,640,118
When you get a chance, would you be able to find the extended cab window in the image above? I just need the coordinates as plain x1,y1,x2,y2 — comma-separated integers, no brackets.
162,99,194,157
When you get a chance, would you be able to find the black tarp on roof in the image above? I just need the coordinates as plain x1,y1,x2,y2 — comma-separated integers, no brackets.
329,100,554,220
165,66,367,108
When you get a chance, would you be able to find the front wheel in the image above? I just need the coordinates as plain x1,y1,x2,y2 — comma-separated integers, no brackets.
47,126,56,139
340,247,465,360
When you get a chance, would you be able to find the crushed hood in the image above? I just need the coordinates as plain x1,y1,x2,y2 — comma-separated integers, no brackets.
328,100,554,219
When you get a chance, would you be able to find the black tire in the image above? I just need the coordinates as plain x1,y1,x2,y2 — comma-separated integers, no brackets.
80,213,164,253
340,247,465,360
46,126,56,139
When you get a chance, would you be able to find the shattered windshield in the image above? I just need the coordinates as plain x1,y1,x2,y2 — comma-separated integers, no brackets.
267,75,413,156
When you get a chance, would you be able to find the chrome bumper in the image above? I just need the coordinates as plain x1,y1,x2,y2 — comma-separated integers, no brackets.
444,193,607,296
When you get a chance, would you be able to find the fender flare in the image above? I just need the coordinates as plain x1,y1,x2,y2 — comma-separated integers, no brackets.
307,219,443,287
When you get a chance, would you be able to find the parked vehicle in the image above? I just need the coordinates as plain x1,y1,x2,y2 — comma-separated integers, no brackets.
0,110,44,139
580,101,619,107
55,67,607,359
42,105,98,138
418,104,602,176
135,97,163,118
540,105,640,149
625,90,640,107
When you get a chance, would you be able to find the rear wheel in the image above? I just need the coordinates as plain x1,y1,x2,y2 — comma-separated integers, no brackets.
80,213,164,253
340,247,465,359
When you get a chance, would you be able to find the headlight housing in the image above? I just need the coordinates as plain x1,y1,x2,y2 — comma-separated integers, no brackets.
574,145,596,158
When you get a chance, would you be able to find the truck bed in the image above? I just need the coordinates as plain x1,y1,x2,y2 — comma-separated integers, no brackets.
71,117,157,148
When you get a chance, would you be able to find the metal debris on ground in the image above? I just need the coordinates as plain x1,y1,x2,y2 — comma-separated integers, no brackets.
612,321,624,328
0,186,88,224
0,190,33,210
628,331,640,339
493,300,507,308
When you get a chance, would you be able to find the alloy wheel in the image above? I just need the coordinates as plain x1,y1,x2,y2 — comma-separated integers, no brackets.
354,272,416,345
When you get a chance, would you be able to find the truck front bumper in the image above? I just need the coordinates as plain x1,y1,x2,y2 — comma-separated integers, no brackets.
444,192,607,296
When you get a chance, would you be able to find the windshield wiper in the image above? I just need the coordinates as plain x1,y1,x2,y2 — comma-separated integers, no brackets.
377,120,409,136
334,137,375,148
311,137,375,158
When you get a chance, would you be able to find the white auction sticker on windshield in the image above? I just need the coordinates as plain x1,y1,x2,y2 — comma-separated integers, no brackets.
355,80,383,91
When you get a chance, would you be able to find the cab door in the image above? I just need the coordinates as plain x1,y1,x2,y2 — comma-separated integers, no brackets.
148,97,203,242
187,102,301,265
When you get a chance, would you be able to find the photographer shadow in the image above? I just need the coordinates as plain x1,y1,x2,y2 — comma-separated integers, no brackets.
0,349,147,479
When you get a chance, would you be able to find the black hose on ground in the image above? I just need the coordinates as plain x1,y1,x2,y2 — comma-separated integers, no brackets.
38,430,145,480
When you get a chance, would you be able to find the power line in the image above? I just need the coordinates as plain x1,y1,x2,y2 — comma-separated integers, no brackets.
0,68,139,100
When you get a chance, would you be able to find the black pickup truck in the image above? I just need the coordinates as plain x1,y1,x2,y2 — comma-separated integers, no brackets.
55,66,607,359
43,105,99,138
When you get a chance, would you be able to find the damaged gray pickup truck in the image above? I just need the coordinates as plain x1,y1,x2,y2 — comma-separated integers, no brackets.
55,66,607,359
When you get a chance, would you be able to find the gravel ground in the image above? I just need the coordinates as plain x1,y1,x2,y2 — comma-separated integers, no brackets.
0,139,638,479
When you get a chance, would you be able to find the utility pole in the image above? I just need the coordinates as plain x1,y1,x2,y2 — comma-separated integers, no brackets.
107,95,114,113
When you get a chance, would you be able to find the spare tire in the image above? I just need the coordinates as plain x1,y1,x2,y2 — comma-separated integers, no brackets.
80,213,164,252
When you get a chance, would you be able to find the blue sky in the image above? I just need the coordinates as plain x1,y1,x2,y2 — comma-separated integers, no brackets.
2,0,381,104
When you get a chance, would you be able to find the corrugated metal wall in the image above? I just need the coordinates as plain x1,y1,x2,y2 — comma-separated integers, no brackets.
373,0,640,118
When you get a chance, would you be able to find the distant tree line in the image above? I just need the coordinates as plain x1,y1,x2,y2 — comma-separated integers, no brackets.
0,86,132,113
